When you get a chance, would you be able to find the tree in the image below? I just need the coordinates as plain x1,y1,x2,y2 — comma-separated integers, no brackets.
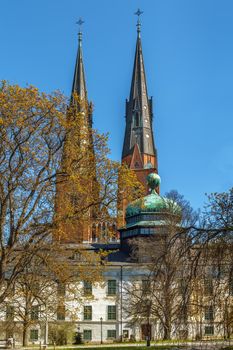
0,81,142,306
166,187,233,336
122,190,198,341
0,81,67,303
165,190,199,228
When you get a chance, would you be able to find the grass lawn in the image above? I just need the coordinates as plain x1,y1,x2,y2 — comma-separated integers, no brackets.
63,347,181,350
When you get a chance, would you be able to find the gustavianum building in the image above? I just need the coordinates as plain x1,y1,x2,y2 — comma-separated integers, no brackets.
1,13,232,345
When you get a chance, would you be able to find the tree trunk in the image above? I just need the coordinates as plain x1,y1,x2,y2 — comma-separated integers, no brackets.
22,324,28,347
163,319,171,340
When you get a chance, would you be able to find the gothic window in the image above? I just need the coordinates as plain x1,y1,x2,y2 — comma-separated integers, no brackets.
134,162,140,168
144,162,152,169
110,224,117,241
134,112,140,127
92,224,97,242
102,223,107,239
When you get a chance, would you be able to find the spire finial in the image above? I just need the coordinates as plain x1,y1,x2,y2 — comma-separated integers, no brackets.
134,8,143,36
76,17,85,45
147,173,161,194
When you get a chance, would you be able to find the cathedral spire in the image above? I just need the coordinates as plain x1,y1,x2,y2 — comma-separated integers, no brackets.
71,18,87,101
122,10,158,192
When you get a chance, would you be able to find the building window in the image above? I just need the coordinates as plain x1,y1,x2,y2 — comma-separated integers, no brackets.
84,306,92,320
84,281,92,296
32,282,40,294
204,306,214,321
107,305,116,320
178,278,187,295
6,305,14,321
57,304,65,320
72,252,81,260
142,280,151,293
123,330,129,339
6,331,13,338
83,330,92,341
204,326,214,336
108,280,117,295
31,305,39,320
134,112,140,127
57,282,66,296
70,194,78,207
107,330,116,339
204,278,213,296
229,277,233,296
212,265,223,279
30,329,39,341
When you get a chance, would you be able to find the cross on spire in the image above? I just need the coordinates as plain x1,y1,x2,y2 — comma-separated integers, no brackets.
134,8,143,35
77,17,84,29
76,17,85,44
71,17,87,101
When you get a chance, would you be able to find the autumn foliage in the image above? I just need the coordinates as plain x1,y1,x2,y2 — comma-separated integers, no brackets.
0,81,142,303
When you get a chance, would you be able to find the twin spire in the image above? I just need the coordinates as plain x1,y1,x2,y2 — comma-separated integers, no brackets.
71,11,157,171
71,10,145,104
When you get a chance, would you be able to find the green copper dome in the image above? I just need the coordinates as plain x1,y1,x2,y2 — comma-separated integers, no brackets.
126,173,181,217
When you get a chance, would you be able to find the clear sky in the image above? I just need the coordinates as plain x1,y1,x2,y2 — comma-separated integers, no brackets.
1,0,233,210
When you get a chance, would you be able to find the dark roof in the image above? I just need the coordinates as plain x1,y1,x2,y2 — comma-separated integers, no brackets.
122,30,156,159
71,32,87,102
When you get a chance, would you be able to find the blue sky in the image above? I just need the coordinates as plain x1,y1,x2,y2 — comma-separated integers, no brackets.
1,0,233,210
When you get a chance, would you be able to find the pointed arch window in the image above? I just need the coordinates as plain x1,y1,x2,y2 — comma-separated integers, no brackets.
92,224,97,242
133,112,140,127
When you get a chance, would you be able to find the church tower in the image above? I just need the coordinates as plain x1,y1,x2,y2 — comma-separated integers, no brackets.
122,11,158,193
55,20,96,243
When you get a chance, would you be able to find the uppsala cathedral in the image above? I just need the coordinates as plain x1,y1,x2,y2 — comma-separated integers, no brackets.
76,13,158,189
54,10,160,245
51,11,170,342
2,11,229,345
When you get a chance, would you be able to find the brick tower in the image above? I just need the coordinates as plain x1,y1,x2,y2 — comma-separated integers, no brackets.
122,12,158,194
55,23,96,243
